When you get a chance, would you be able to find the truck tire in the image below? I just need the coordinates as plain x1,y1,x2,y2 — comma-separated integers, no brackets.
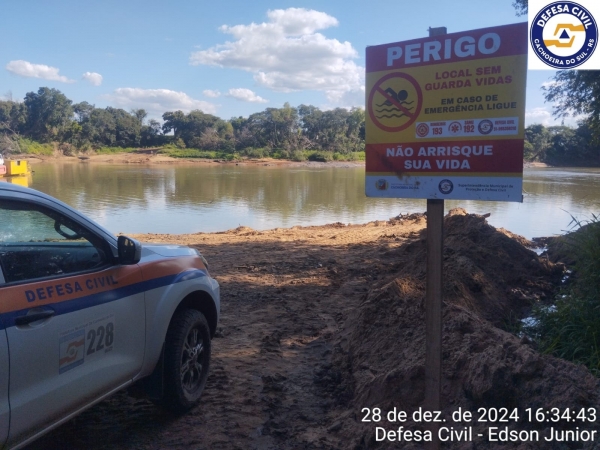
162,309,211,412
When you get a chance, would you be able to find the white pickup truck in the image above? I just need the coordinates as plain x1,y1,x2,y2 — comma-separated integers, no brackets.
0,182,220,449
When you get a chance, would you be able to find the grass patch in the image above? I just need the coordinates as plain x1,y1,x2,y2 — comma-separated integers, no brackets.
160,148,224,159
14,139,55,156
334,151,365,161
525,214,600,375
94,146,140,155
269,149,365,162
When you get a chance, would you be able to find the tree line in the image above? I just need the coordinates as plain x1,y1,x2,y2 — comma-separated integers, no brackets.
1,86,599,165
525,121,600,166
0,87,365,157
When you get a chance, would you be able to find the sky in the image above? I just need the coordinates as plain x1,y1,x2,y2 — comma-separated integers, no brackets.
0,0,575,126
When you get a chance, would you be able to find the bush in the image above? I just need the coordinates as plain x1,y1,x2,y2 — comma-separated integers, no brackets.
333,151,365,161
271,149,290,159
241,147,266,158
353,151,366,161
291,150,307,161
526,215,600,374
307,151,333,162
223,152,242,161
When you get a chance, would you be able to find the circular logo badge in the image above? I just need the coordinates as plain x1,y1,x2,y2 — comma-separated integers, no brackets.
416,123,430,137
438,179,454,195
375,179,388,191
448,121,462,135
478,119,493,135
530,1,598,69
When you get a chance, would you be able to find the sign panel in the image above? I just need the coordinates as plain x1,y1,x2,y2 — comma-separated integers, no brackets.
365,23,528,202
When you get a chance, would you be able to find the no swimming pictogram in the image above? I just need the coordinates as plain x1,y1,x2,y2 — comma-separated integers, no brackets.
368,72,423,133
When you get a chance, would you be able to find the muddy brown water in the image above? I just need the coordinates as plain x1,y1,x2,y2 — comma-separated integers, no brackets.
18,162,600,239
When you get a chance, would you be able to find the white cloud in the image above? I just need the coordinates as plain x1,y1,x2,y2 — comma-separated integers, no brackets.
82,72,103,86
203,89,221,98
104,88,217,116
5,60,75,83
525,107,554,126
190,8,363,105
324,86,365,110
226,88,268,103
525,107,580,127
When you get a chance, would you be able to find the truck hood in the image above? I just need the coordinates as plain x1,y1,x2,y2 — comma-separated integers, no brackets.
141,243,198,258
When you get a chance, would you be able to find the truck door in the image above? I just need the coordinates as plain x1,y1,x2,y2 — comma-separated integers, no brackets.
0,199,146,447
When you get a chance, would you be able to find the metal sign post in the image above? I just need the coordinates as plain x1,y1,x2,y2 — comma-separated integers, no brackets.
425,198,443,450
425,27,446,450
424,28,446,450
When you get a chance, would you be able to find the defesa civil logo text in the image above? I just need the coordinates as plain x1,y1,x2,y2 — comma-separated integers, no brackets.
529,1,598,69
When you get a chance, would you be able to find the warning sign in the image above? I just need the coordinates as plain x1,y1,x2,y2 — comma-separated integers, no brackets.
365,23,527,202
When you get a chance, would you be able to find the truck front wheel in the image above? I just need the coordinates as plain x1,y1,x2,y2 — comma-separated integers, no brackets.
162,309,211,412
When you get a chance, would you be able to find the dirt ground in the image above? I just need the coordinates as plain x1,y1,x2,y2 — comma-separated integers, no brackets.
26,211,598,450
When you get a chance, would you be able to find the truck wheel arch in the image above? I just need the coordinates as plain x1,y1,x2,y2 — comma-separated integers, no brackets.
173,290,218,338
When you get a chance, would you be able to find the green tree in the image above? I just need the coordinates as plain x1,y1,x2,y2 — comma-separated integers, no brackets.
298,104,323,147
524,124,551,161
141,119,164,146
0,100,27,135
23,87,73,142
569,120,600,165
162,109,231,150
544,72,600,140
245,103,300,150
131,108,148,125
86,108,117,146
73,101,94,123
297,105,365,153
545,126,578,165
230,116,254,150
512,0,527,15
0,100,27,154
106,107,141,147
162,110,187,137
183,110,221,147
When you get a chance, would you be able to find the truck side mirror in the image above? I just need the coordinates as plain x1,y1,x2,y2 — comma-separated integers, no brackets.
118,235,142,264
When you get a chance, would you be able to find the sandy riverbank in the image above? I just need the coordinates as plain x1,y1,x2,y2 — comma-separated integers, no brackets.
15,151,550,169
17,152,364,168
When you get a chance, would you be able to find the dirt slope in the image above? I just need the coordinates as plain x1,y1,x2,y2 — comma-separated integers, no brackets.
330,210,599,449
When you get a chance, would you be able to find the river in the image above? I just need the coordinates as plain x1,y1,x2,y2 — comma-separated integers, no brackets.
13,162,600,239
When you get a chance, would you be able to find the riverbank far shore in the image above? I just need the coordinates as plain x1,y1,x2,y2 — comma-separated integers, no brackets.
28,210,600,450
11,151,551,168
15,152,365,168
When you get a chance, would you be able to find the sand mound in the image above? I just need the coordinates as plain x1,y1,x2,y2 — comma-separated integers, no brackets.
331,211,600,449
